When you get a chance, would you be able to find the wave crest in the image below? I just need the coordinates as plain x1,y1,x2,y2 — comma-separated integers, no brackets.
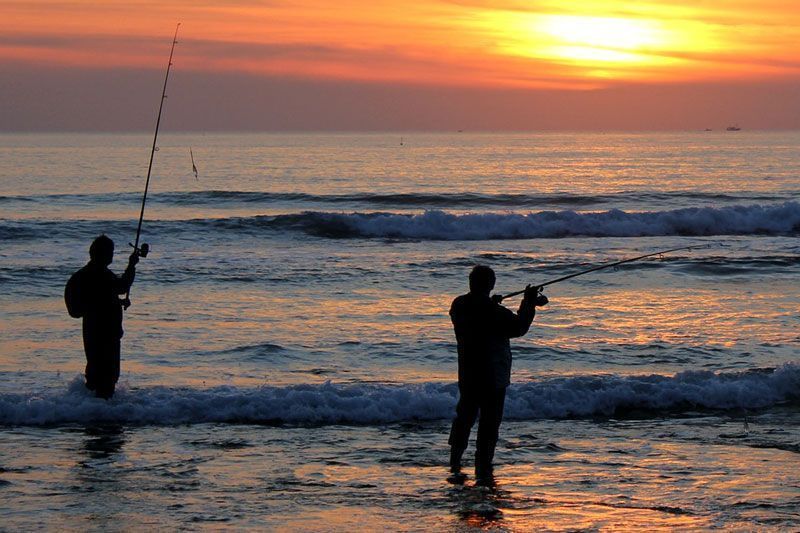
259,202,800,240
3,202,798,241
1,365,796,426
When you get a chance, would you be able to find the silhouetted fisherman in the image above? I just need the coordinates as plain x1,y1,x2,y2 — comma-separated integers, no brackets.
448,265,548,482
65,235,138,399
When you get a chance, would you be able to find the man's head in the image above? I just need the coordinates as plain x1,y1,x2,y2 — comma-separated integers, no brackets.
469,265,496,295
89,235,114,266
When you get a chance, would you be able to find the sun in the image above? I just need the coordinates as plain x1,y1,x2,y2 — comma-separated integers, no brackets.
539,15,666,54
473,11,705,81
524,14,681,69
531,14,684,69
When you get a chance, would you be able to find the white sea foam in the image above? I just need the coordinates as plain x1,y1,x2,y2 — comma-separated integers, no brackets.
1,365,797,426
266,202,800,239
5,202,799,242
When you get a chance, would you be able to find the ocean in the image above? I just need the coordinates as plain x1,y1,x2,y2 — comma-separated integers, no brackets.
0,131,798,530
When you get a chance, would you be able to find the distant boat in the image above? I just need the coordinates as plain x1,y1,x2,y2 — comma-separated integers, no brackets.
726,125,741,131
704,128,713,131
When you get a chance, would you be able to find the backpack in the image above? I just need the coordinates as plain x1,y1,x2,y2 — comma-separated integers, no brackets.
64,269,85,318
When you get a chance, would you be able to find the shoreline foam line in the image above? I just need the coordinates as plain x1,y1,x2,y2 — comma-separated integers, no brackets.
1,364,797,426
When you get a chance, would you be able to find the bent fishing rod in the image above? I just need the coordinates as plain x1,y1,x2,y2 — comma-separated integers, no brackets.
499,244,705,301
123,23,181,310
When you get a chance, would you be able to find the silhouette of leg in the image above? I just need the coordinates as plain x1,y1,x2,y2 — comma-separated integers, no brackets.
449,389,479,473
83,328,101,393
94,380,115,400
95,338,121,400
83,333,120,400
475,387,506,479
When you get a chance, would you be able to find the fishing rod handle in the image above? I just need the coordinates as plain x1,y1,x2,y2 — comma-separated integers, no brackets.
497,285,542,302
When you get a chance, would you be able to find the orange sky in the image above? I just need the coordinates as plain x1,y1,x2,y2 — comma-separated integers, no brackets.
2,0,800,89
2,1,800,131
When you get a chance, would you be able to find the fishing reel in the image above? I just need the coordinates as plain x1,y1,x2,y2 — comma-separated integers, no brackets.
129,242,150,258
523,285,548,307
493,285,547,305
534,287,549,307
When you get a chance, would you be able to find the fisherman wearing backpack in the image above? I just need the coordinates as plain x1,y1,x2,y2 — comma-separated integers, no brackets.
65,235,139,399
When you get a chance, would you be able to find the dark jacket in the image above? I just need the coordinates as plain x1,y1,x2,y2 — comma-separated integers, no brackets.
450,293,535,389
76,261,135,339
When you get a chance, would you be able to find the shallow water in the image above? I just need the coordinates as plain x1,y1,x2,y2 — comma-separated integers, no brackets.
3,415,798,530
1,131,798,529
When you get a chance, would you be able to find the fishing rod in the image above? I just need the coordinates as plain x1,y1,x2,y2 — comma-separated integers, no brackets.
499,244,705,301
123,23,181,310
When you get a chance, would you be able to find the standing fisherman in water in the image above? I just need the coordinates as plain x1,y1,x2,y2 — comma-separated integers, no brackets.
62,25,180,399
65,236,139,399
448,265,548,483
447,246,701,482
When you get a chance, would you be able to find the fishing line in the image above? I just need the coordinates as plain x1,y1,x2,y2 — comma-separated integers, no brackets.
500,244,707,301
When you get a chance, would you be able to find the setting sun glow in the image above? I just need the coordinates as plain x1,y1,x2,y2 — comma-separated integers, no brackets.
0,0,799,90
472,10,724,82
541,16,666,51
537,15,673,63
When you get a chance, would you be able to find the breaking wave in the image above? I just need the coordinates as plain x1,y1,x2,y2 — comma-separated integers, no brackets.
1,365,797,426
3,202,798,242
245,202,800,239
